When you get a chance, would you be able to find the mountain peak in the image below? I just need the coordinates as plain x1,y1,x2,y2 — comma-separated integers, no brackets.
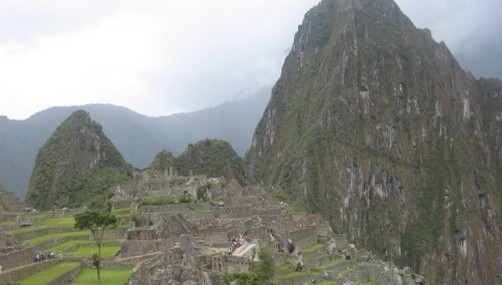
248,0,502,283
25,110,132,210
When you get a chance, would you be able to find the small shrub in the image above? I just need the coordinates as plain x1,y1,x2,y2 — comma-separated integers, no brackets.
178,192,192,204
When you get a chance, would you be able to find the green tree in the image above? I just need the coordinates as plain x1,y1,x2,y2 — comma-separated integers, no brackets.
74,209,117,284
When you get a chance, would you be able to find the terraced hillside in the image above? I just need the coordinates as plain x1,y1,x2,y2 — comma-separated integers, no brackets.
0,208,132,285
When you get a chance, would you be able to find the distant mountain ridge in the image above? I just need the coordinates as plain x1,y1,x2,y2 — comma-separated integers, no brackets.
0,89,269,199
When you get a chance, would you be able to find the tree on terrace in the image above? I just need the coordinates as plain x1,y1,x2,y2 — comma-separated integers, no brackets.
74,209,117,284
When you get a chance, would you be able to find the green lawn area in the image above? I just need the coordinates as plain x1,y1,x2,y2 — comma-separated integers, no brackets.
6,224,46,235
70,267,132,285
47,238,116,253
41,216,76,227
18,262,80,285
113,207,130,216
275,270,312,280
71,245,120,257
26,230,89,245
301,243,324,252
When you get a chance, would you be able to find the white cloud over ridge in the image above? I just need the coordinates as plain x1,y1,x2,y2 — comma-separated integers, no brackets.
0,0,500,119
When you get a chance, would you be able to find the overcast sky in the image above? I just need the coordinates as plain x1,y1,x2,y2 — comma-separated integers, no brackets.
0,0,500,120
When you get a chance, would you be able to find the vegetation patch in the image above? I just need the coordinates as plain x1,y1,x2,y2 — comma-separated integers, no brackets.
301,243,324,253
41,216,76,228
312,258,344,271
17,262,80,285
70,245,120,257
70,267,132,285
26,230,88,245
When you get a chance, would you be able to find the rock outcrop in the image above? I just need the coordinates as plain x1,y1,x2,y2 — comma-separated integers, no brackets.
247,0,502,284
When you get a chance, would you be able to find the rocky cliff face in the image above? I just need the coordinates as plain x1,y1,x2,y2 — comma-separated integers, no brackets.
248,0,502,283
25,110,132,210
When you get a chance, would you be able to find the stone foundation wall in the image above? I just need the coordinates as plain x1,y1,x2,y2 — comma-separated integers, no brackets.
141,203,211,214
289,226,318,248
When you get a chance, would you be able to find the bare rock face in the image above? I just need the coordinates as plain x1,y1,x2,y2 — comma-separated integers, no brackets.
248,0,502,283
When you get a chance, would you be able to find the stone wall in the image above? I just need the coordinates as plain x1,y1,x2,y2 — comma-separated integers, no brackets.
119,239,175,258
46,263,81,285
288,226,318,249
210,255,252,274
0,246,36,271
141,203,211,213
197,232,229,246
245,225,269,242
89,229,125,240
8,227,51,241
126,227,158,241
0,259,59,285
145,209,213,224
213,204,254,219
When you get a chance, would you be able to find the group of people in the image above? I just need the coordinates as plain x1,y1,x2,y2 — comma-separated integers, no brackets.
34,252,55,263
228,234,246,255
22,207,37,213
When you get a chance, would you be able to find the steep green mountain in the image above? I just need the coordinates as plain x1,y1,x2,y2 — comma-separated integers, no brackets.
25,110,133,210
0,89,269,199
247,0,502,284
147,149,176,171
176,139,252,186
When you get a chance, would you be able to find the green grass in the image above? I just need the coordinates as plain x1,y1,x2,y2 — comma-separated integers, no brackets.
275,262,295,274
48,239,89,252
47,239,117,253
6,224,46,235
71,245,120,257
301,243,324,252
113,207,130,215
70,267,132,285
41,216,76,228
26,230,88,245
313,258,345,271
276,270,312,280
18,262,80,285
